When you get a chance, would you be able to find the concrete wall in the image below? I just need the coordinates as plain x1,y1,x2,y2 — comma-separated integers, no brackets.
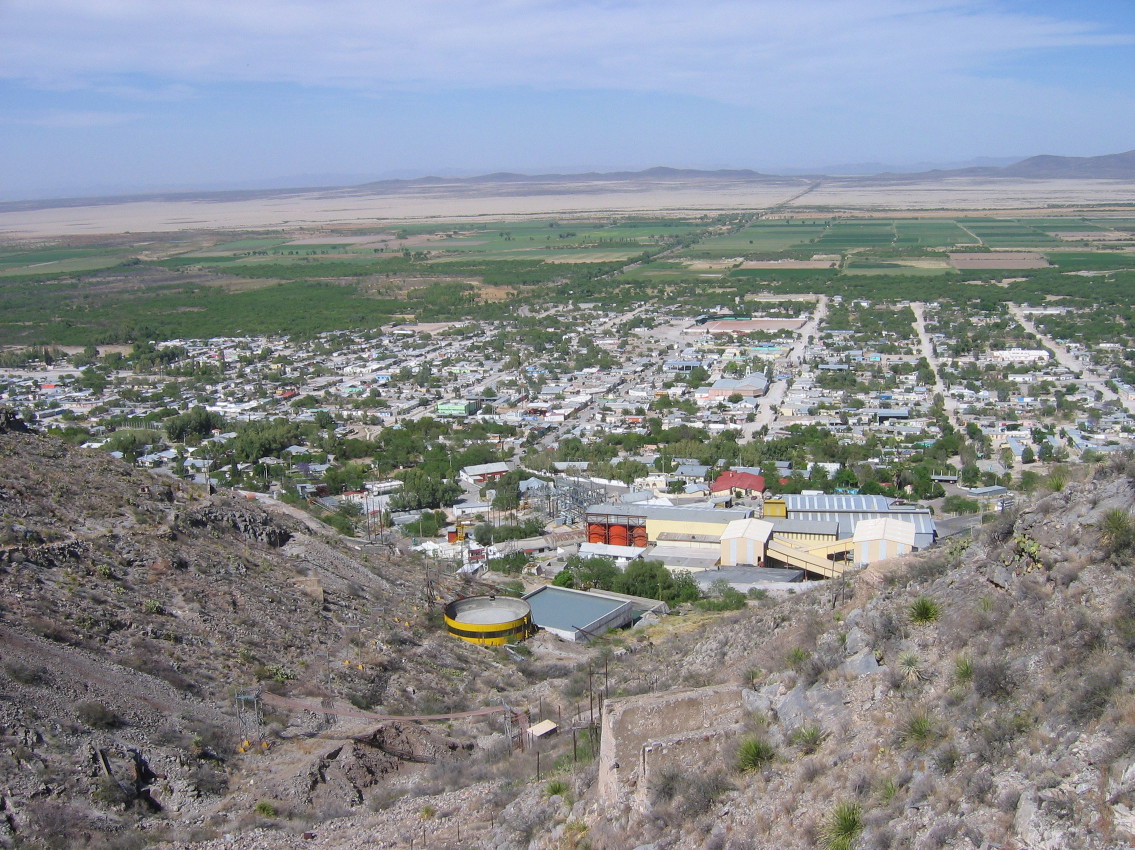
598,684,743,810
646,518,732,543
721,535,763,567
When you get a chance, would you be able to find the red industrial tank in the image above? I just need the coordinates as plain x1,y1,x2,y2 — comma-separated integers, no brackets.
588,523,606,544
608,524,629,546
632,526,648,547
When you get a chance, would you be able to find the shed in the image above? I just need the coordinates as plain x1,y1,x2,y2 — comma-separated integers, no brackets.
853,517,917,564
720,518,774,567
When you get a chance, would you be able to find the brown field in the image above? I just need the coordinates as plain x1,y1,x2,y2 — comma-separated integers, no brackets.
949,252,1050,269
739,259,837,269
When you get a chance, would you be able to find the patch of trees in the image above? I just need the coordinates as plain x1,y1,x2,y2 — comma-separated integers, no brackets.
390,468,461,511
165,406,224,442
552,556,700,604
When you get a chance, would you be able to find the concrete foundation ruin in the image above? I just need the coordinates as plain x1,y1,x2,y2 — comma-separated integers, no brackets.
598,684,744,810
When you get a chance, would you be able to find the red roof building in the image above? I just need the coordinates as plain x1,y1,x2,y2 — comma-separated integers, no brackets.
710,470,766,498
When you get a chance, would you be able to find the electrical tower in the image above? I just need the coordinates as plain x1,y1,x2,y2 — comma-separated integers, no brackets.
234,688,263,745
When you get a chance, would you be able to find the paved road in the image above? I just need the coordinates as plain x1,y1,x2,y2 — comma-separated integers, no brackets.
744,295,827,438
910,302,959,421
1008,303,1133,415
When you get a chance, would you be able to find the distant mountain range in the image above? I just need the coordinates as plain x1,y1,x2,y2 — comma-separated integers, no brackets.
890,149,1135,180
4,150,1133,210
309,150,1135,194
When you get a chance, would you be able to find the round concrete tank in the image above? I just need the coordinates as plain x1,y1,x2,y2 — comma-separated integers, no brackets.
444,596,536,646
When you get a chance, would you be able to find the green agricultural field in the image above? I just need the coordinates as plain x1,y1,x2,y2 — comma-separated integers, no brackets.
892,219,975,246
1046,252,1135,271
0,245,132,276
3,211,1132,345
958,218,1065,247
689,221,828,255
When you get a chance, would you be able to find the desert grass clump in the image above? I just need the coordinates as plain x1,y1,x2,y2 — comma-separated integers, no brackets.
898,709,939,749
790,724,826,755
876,777,898,803
1101,508,1135,559
1046,469,1068,492
954,655,973,685
544,779,571,799
820,801,863,850
908,595,941,624
738,735,777,772
784,646,812,670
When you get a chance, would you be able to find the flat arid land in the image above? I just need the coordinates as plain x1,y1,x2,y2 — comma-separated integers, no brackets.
4,174,1135,237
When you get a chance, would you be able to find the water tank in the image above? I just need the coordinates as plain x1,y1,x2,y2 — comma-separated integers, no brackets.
444,596,536,646
588,523,607,544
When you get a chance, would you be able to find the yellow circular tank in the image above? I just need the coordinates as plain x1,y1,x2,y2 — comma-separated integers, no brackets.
444,596,536,646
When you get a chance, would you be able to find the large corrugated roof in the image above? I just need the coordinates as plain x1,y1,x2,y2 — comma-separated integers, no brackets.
523,586,628,632
587,504,753,524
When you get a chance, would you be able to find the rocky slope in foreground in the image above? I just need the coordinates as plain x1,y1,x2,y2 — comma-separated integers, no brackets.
0,424,560,849
5,419,1135,850
172,459,1135,850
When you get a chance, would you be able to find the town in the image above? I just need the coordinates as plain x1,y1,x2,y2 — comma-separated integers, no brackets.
5,267,1133,634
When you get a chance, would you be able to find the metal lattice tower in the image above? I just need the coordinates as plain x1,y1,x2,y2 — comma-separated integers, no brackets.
234,688,263,744
529,475,613,524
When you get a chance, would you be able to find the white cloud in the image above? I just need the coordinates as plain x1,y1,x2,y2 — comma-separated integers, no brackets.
2,0,1130,109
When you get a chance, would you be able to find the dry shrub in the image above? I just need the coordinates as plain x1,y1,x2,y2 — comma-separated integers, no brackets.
1111,588,1135,651
1066,656,1123,724
981,508,1018,545
924,818,961,848
651,769,733,819
964,767,994,803
972,658,1018,700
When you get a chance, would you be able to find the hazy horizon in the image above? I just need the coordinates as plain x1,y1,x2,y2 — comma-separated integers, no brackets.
3,1,1134,201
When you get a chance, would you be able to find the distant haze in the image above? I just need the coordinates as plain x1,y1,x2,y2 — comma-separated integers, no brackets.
2,1,1134,201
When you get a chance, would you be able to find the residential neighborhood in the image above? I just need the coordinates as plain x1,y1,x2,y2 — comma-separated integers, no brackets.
3,295,1133,595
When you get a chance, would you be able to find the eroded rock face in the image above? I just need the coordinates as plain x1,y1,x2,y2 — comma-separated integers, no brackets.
176,499,294,547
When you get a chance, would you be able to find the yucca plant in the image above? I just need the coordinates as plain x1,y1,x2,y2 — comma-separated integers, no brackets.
908,595,941,624
821,800,863,850
790,723,825,754
737,735,776,772
898,651,925,684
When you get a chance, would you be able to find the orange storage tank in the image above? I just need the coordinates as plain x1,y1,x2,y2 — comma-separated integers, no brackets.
608,524,629,546
632,526,648,547
588,523,607,544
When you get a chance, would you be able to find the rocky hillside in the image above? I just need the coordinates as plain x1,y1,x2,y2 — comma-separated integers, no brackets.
0,425,564,849
572,457,1135,850
169,457,1135,850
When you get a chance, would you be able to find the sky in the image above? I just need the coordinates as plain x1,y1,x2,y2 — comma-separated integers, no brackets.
2,0,1134,199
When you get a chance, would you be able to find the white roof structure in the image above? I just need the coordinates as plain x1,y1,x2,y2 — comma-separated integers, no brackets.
853,517,917,547
721,518,774,544
578,542,647,560
461,461,511,477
